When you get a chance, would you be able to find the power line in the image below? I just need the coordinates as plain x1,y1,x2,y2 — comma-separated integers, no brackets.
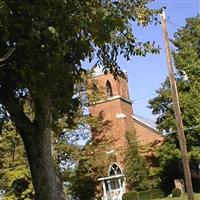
166,19,183,28
133,93,156,102
170,125,200,134
96,125,200,157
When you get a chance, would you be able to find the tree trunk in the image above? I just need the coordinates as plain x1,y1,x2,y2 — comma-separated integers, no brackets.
5,94,66,200
18,96,66,200
21,126,66,200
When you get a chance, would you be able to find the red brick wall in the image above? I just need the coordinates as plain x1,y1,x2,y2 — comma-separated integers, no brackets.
133,118,163,146
89,73,134,165
93,74,129,99
89,73,163,167
89,98,128,164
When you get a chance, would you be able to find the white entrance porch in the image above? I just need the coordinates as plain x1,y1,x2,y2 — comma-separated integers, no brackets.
98,163,125,200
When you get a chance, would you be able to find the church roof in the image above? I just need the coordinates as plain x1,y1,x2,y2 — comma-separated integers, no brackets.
132,115,164,146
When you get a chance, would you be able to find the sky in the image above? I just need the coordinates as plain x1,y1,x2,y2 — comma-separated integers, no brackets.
83,0,200,126
117,0,200,125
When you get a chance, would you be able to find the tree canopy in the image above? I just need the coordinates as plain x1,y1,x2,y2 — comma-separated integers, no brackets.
149,15,200,148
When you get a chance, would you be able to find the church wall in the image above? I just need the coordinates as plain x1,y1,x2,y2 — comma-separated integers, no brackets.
93,73,129,99
89,71,163,169
89,98,127,149
133,118,163,146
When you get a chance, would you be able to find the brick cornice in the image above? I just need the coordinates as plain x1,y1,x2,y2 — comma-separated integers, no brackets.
89,95,133,106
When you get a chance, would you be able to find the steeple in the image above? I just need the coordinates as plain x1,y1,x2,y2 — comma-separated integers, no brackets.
89,66,135,165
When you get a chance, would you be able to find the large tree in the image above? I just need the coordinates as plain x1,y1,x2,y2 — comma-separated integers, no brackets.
0,1,160,199
149,15,200,192
0,72,108,199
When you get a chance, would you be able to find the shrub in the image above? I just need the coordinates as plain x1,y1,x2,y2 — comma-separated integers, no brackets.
171,188,182,197
122,191,139,200
123,189,165,200
139,188,165,200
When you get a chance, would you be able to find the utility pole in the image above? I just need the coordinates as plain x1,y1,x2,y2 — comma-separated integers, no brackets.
160,10,194,200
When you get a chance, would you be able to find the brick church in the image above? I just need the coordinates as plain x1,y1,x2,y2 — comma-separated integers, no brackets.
88,66,163,200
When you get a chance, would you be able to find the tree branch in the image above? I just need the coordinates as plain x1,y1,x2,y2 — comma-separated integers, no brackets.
0,48,15,67
0,88,33,137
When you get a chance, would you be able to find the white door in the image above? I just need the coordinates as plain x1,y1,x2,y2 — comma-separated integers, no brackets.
106,178,124,200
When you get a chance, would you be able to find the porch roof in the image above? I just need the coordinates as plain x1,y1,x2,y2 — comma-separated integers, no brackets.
97,174,124,181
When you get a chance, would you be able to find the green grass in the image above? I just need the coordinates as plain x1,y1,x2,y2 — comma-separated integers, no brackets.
154,193,200,200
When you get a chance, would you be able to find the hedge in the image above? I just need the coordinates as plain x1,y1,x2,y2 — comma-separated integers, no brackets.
123,188,165,200
171,188,182,197
139,188,165,199
122,191,139,200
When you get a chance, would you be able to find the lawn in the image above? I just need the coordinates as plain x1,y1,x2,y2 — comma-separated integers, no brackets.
154,193,200,200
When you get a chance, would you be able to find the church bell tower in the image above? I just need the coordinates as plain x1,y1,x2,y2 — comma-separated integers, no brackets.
89,67,135,164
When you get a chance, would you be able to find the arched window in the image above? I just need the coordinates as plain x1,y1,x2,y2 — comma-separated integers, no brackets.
107,163,123,190
106,81,113,97
108,163,122,176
